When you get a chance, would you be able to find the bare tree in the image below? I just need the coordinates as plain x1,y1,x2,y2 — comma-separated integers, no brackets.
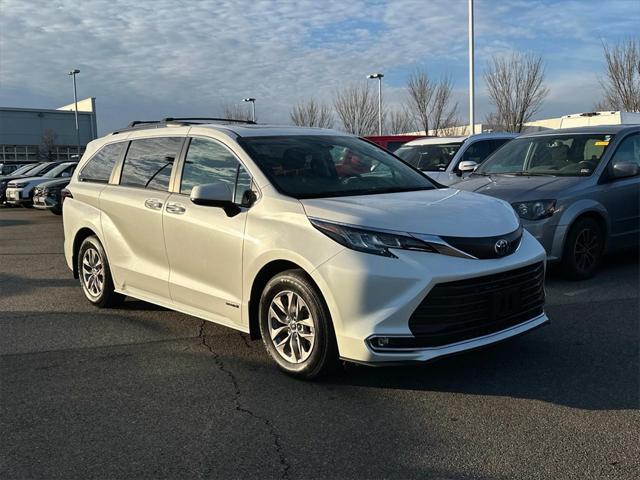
223,103,253,121
333,83,378,135
597,38,640,112
290,99,333,128
484,52,549,133
439,114,464,136
406,69,458,135
386,107,415,134
38,129,57,160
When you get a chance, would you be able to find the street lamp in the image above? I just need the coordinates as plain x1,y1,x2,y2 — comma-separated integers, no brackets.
243,97,256,122
367,73,384,135
68,69,81,155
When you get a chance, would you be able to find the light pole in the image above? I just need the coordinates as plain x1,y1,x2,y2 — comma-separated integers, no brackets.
68,69,81,155
367,73,384,135
243,97,256,122
468,0,475,135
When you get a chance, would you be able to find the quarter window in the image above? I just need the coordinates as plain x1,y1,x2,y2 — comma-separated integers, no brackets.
120,137,183,191
610,133,640,167
180,138,241,196
79,143,125,183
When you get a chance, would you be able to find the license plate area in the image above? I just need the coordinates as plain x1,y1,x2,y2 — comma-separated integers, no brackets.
491,286,521,320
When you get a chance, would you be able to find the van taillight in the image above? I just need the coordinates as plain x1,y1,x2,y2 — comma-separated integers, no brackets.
61,188,73,203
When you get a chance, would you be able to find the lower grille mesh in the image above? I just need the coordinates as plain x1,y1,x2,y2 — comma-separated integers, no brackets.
408,262,545,346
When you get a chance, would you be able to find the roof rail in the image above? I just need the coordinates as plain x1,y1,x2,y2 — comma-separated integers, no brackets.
161,117,256,125
112,117,256,135
127,120,162,127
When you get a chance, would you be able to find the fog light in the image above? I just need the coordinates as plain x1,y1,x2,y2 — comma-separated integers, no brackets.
377,337,390,347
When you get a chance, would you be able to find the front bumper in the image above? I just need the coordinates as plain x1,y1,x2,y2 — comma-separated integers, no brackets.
521,217,566,262
5,188,30,205
311,230,548,364
32,193,59,210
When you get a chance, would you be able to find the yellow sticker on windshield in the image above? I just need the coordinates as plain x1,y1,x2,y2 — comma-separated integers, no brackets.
594,141,609,146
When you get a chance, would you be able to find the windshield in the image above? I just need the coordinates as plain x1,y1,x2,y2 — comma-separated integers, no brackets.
395,143,463,171
477,133,614,177
19,162,55,177
43,162,76,178
9,163,41,176
239,135,435,199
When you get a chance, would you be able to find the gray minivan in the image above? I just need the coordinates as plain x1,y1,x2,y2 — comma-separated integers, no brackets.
456,125,639,279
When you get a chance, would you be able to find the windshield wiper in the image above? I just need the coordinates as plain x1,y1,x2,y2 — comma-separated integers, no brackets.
510,171,555,177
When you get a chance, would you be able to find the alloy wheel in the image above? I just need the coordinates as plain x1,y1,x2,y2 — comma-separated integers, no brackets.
81,247,105,297
573,227,600,273
268,290,316,363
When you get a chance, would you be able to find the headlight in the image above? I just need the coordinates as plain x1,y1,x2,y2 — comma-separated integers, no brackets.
512,200,556,220
309,218,437,258
13,181,29,188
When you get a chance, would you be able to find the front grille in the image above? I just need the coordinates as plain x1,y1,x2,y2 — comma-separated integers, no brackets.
441,226,523,259
408,262,545,347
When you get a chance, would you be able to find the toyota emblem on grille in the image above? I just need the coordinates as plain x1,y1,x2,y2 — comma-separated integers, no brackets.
494,239,509,256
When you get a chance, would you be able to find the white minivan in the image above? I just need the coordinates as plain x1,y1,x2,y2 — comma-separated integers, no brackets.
63,118,548,378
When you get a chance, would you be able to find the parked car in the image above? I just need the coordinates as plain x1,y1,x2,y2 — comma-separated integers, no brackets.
456,125,640,279
1,162,50,204
32,177,72,215
0,161,37,176
63,118,548,378
364,135,427,152
5,162,77,207
395,132,518,185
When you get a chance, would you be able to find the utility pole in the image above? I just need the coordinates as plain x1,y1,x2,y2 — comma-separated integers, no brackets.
468,0,475,135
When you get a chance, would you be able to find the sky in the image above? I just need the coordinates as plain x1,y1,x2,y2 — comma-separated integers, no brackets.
1,0,638,134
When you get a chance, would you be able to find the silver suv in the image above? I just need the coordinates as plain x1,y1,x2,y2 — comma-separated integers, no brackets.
457,125,640,279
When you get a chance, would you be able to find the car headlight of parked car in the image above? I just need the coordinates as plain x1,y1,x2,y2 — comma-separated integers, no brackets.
310,218,438,258
512,200,556,220
12,181,30,188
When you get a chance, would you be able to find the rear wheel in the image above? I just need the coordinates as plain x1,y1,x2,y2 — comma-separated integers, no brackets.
561,217,604,280
259,269,338,379
77,236,124,307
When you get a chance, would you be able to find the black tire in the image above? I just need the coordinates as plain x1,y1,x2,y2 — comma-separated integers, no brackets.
77,236,125,308
50,206,62,215
561,217,604,280
259,269,339,379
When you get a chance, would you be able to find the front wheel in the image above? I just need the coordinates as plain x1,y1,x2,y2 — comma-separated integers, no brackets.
561,217,604,280
77,236,125,307
259,269,338,379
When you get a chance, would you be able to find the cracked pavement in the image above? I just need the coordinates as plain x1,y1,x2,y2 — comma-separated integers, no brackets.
1,208,639,479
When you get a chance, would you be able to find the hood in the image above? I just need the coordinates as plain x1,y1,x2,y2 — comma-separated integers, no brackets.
37,178,70,189
0,173,37,183
300,188,519,237
7,176,48,186
455,174,586,202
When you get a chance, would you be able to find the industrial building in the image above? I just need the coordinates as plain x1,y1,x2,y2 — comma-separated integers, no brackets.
0,98,98,162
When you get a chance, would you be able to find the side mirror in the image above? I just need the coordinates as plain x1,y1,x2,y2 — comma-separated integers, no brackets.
611,161,639,179
457,160,478,176
190,182,240,216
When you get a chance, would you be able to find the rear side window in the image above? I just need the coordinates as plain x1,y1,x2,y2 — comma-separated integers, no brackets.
120,137,183,191
79,143,125,183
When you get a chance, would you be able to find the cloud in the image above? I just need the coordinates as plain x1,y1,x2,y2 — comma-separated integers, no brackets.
0,0,637,133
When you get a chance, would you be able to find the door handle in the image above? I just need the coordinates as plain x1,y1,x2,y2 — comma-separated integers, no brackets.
166,202,186,214
144,198,164,210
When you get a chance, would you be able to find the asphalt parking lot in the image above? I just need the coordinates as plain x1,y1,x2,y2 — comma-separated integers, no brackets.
1,207,638,480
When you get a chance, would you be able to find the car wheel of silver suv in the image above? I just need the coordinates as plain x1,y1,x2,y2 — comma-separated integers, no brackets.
259,269,338,379
78,236,124,308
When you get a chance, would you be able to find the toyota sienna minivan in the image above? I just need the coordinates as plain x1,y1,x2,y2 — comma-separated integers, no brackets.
63,118,548,378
